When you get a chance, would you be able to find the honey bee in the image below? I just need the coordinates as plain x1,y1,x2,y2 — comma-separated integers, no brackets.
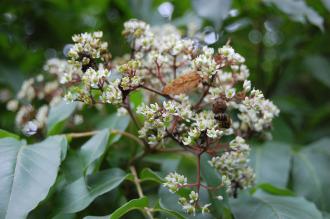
214,113,231,128
213,98,231,128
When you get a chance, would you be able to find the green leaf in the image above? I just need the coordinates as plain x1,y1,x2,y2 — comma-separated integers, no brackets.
97,114,130,144
47,100,76,135
79,130,110,175
129,90,143,109
192,0,232,29
230,191,323,219
201,154,222,187
143,153,181,173
62,149,85,182
55,168,127,214
200,153,227,218
83,197,148,219
0,129,19,140
0,136,65,219
304,55,330,88
323,211,330,219
128,0,163,25
252,183,295,196
321,0,330,11
58,135,68,161
264,0,324,30
271,117,294,143
0,66,25,92
250,142,291,187
154,201,186,219
292,138,330,211
78,129,109,170
158,186,185,213
139,168,164,184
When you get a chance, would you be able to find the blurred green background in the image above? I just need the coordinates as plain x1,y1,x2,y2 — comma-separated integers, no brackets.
1,0,330,146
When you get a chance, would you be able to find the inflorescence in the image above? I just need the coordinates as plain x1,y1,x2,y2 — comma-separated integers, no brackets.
6,19,279,215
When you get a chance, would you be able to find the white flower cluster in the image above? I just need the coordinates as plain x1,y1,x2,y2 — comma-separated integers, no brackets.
43,58,69,77
229,89,280,132
218,45,245,64
209,136,255,195
63,32,144,106
123,19,154,51
137,97,193,145
163,172,187,193
19,104,49,136
17,78,36,101
6,57,91,133
82,68,110,88
192,47,217,80
122,20,198,90
163,173,212,215
152,25,195,56
152,25,180,53
68,31,108,66
117,60,143,90
219,45,250,81
99,79,123,105
178,191,200,215
182,110,233,146
7,74,61,130
120,75,142,91
175,189,212,215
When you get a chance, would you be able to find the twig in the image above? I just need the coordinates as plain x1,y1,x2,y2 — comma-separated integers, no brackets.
155,61,166,86
200,183,224,191
140,85,181,102
179,183,223,190
193,75,216,110
129,166,154,219
124,100,140,129
196,152,202,205
66,129,145,148
156,148,188,153
172,55,177,79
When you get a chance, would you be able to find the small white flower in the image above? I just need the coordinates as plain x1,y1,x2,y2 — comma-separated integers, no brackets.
163,172,187,193
243,80,251,92
73,114,84,125
68,31,108,65
182,203,196,215
201,203,211,214
7,100,19,111
35,105,49,127
182,136,193,146
218,45,245,63
189,191,199,203
225,88,236,99
64,91,79,102
207,128,223,138
99,79,123,105
22,121,38,136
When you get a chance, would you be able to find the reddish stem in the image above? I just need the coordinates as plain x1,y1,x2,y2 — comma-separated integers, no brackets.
196,152,201,204
172,55,177,79
179,183,198,188
140,85,181,102
155,61,166,86
124,98,140,129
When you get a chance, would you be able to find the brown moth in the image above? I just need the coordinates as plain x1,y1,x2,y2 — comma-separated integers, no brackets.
163,71,201,95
